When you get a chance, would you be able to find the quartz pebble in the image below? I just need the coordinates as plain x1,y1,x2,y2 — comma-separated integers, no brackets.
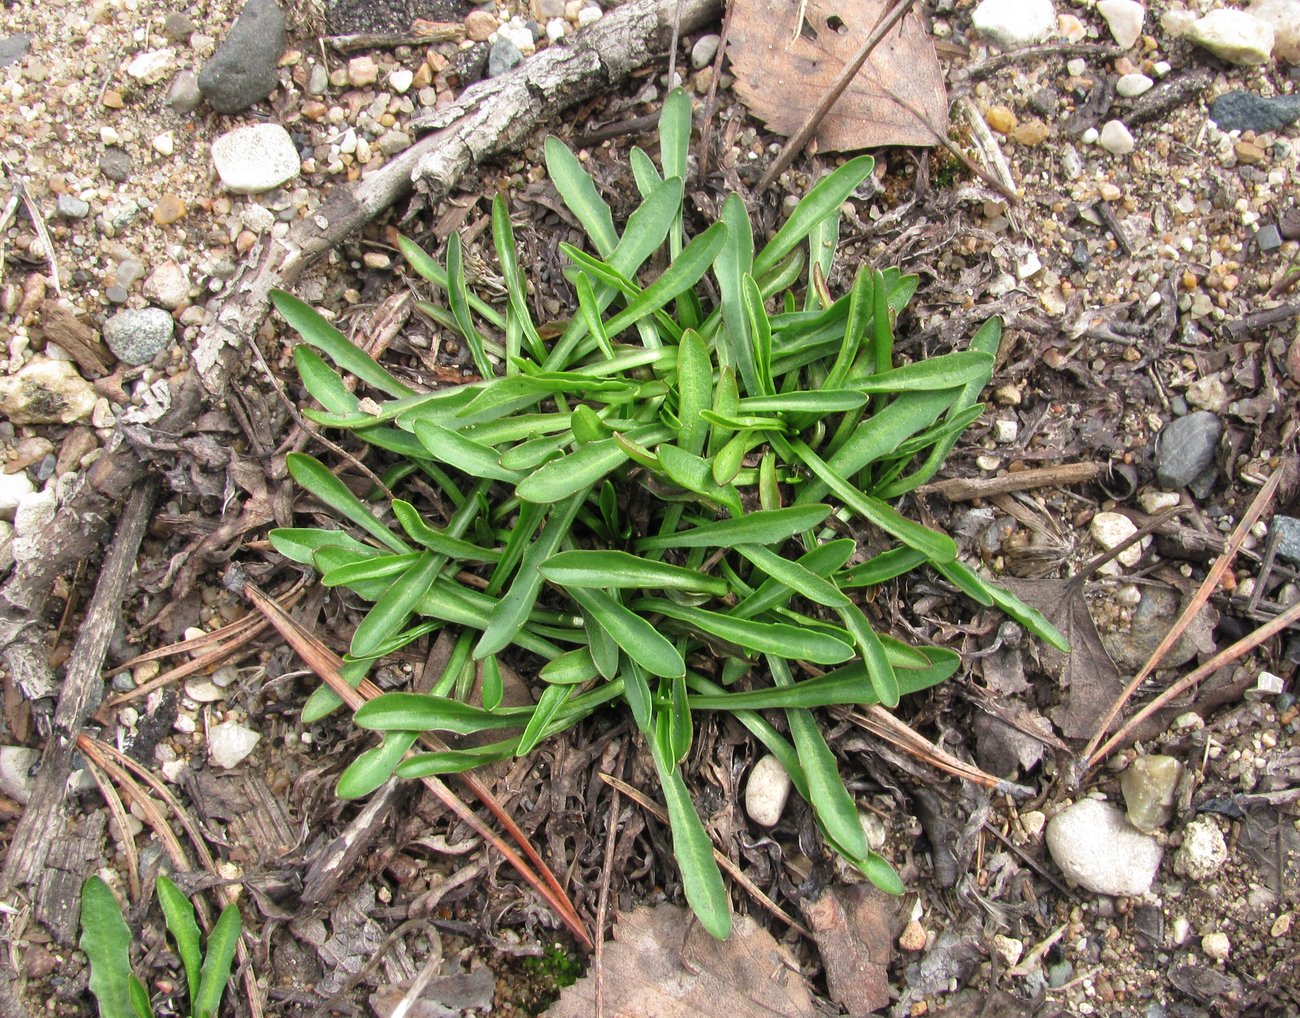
1174,817,1228,880
208,721,261,769
1099,120,1135,154
1091,511,1142,566
745,753,793,827
143,261,190,310
1251,0,1300,62
0,358,97,424
1201,931,1231,961
211,123,301,194
126,48,176,84
1138,489,1180,514
972,0,1058,48
1120,755,1182,832
1046,799,1163,896
1097,0,1145,48
1245,671,1286,700
1186,9,1275,65
1116,73,1153,97
388,68,413,93
691,33,721,69
0,746,40,804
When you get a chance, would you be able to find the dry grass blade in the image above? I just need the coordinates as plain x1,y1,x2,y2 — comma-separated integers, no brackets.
244,584,592,948
1080,464,1285,767
597,771,813,938
83,756,141,903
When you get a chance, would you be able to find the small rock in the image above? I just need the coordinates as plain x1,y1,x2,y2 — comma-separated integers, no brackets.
745,753,793,827
1091,511,1142,566
1274,516,1300,564
152,193,188,226
1201,931,1231,961
376,129,411,155
1058,13,1086,42
0,358,97,424
1236,138,1267,164
547,18,567,42
1097,0,1145,48
972,0,1058,48
56,194,90,219
1271,913,1293,938
488,35,524,77
1245,670,1285,700
1103,585,1211,671
0,33,32,68
389,67,414,93
992,418,1019,443
1099,119,1135,154
691,33,721,69
103,307,175,365
1138,489,1180,514
126,48,177,84
163,11,196,42
99,149,133,183
1020,810,1046,838
1013,119,1049,145
1116,72,1153,97
0,746,39,804
1186,374,1228,413
0,470,35,522
1170,915,1192,945
859,811,888,851
1251,0,1300,62
533,0,566,17
1186,10,1274,65
1175,817,1228,880
307,62,329,95
465,9,499,41
184,677,226,703
199,0,286,112
347,55,378,86
899,920,927,952
577,5,603,27
208,720,261,769
152,131,175,156
1209,90,1300,133
1121,755,1183,832
986,104,1017,134
211,123,301,194
143,261,190,310
1155,411,1220,490
991,934,1023,967
1045,799,1163,896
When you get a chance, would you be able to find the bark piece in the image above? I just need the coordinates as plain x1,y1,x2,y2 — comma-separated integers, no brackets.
729,0,948,151
38,301,113,378
802,884,899,1015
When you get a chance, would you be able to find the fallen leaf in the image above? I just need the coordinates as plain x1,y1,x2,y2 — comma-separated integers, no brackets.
1001,578,1125,741
728,0,948,152
546,905,815,1017
370,964,497,1018
801,884,897,1014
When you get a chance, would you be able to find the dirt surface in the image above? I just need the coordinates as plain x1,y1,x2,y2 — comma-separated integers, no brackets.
0,0,1298,1015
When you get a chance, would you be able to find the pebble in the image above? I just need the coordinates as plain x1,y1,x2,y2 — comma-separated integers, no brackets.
691,33,721,69
163,11,195,42
859,811,888,851
744,753,793,827
211,123,301,194
347,55,379,87
1013,119,1049,145
1121,755,1182,832
103,307,175,365
1138,489,1180,514
1209,90,1300,132
388,68,414,94
307,62,329,95
1091,511,1142,566
126,48,177,84
993,418,1019,443
0,33,32,68
899,920,927,951
153,193,188,226
991,934,1023,967
1235,139,1267,164
152,131,175,156
1174,817,1228,880
0,746,39,804
971,0,1057,47
986,105,1017,134
161,70,202,117
0,358,97,424
1186,10,1275,65
488,36,524,77
465,10,499,41
1116,73,1153,97
577,6,603,27
143,261,190,310
1155,411,1220,490
1020,809,1046,838
1097,0,1145,49
1271,913,1292,938
1274,516,1300,563
1201,931,1231,961
184,677,226,703
1251,0,1300,62
208,720,261,769
1066,57,1087,76
1098,120,1135,155
99,149,133,183
56,194,90,219
198,0,286,113
1170,915,1192,945
1045,799,1163,896
0,470,35,522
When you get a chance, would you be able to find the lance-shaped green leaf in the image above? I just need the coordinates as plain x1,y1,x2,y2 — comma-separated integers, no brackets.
972,570,1071,652
636,598,854,664
271,290,415,399
738,390,867,413
539,646,600,685
601,223,727,338
516,683,574,755
567,587,685,678
391,501,502,562
492,194,544,355
837,603,899,708
656,443,743,515
733,539,856,619
541,550,728,595
397,739,521,777
156,876,202,1014
445,232,495,379
675,329,712,456
545,135,618,257
516,437,629,503
321,550,422,588
736,543,852,609
295,345,361,414
635,504,832,551
837,546,929,588
623,659,654,733
400,236,505,330
350,551,443,658
193,903,241,1018
354,692,533,733
286,453,411,555
269,527,376,566
753,156,874,278
336,730,419,799
412,421,525,483
850,351,994,393
713,193,759,393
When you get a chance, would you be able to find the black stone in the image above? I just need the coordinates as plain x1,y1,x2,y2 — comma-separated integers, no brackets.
1070,239,1090,270
99,149,133,183
1155,411,1221,491
1255,223,1283,253
0,33,31,68
1209,90,1300,134
198,0,286,114
449,41,490,87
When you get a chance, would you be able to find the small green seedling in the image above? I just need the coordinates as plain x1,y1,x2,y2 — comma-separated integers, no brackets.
79,875,241,1018
270,89,1067,940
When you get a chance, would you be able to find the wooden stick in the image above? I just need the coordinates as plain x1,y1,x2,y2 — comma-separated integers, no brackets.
916,462,1106,502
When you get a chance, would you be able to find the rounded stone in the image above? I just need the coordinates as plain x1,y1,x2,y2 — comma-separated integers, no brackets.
1174,817,1228,880
1099,119,1135,155
745,753,793,827
1116,72,1154,97
1097,0,1145,48
1045,798,1163,896
143,261,191,310
103,307,175,366
1091,511,1142,566
198,0,286,113
691,33,721,69
1155,411,1221,490
1187,9,1275,65
211,123,301,194
971,0,1057,48
208,720,261,769
0,358,97,424
0,469,35,521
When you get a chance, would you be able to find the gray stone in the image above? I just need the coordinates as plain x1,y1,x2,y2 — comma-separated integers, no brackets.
163,11,196,42
307,62,329,95
103,307,175,365
99,149,133,183
1046,799,1163,896
167,70,203,115
1102,584,1211,671
0,746,39,804
0,33,32,68
487,35,523,77
198,0,287,114
0,358,97,424
1155,411,1220,490
56,194,90,219
1256,223,1283,253
211,123,300,194
691,33,721,70
1173,817,1228,879
1273,515,1300,564
1209,91,1300,133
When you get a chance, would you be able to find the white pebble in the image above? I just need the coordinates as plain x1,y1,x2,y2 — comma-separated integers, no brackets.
1066,57,1087,76
211,123,302,195
0,746,40,804
993,418,1019,444
388,68,413,94
1081,126,1100,144
546,18,567,41
152,131,175,156
1174,817,1228,879
577,5,603,27
1045,799,1163,896
1097,0,1146,49
1186,9,1275,65
972,0,1058,48
208,720,261,769
1091,511,1142,566
0,470,35,522
1099,120,1135,155
1202,931,1231,961
1116,73,1153,97
1138,489,1180,514
745,754,793,827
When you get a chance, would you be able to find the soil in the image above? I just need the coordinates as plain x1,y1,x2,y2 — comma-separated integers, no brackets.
0,0,1298,1015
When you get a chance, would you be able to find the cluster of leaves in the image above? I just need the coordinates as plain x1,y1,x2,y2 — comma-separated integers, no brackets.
269,91,1066,940
80,875,241,1018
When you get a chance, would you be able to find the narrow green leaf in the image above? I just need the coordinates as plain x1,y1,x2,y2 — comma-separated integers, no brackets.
400,236,506,330
412,421,524,483
602,223,728,338
286,453,411,554
545,136,618,258
837,604,900,708
753,156,874,278
711,430,750,487
539,646,600,685
336,730,419,799
129,976,153,1018
445,232,495,378
656,443,743,515
349,551,443,659
837,547,928,588
851,351,994,393
156,876,202,1014
193,902,241,1018
668,672,692,763
391,501,502,562
568,587,685,678
492,194,544,357
675,329,712,456
80,877,137,1018
397,740,520,776
736,544,852,609
541,550,728,595
738,391,866,413
713,193,759,393
269,527,376,566
354,692,532,732
321,551,422,589
637,598,854,664
516,683,574,755
516,438,628,503
574,271,615,360
741,274,774,395
294,345,361,414
635,504,832,551
623,660,654,733
980,575,1071,652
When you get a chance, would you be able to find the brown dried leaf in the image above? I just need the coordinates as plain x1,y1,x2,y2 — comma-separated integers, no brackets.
546,905,815,1018
728,0,948,152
